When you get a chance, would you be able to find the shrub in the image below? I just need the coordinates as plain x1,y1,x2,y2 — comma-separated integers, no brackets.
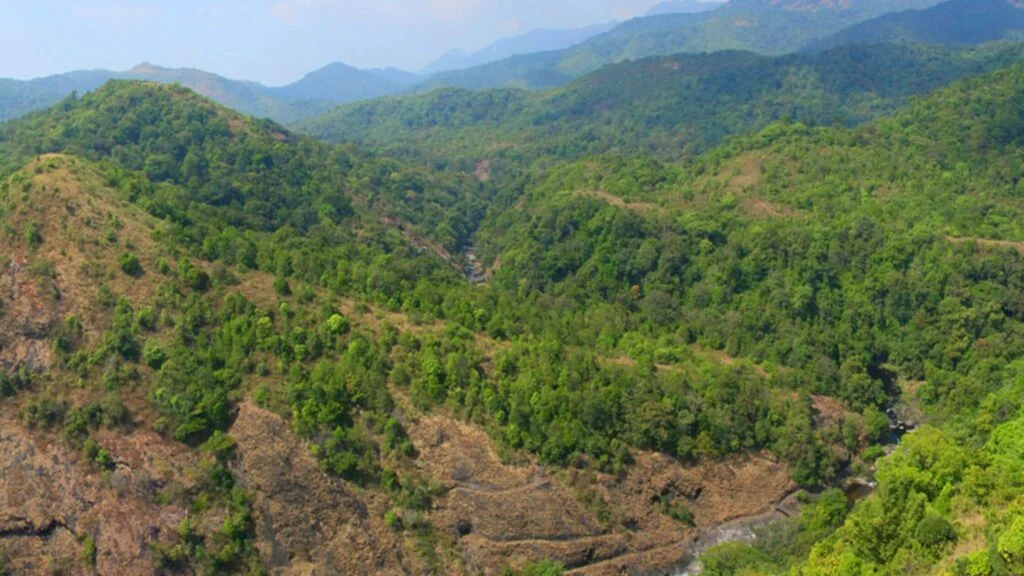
81,536,96,567
21,397,69,429
23,221,42,249
273,277,292,297
915,515,958,550
118,252,143,277
143,342,167,369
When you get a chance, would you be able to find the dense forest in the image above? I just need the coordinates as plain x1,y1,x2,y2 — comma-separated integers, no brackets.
4,3,1024,574
299,42,1024,169
809,0,1024,51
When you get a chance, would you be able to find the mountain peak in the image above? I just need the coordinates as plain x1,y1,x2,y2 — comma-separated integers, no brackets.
130,62,164,75
646,0,727,16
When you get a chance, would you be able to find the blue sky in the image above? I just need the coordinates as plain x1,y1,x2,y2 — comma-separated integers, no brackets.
0,0,690,84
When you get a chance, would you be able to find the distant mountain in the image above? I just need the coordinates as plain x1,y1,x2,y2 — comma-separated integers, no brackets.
365,67,421,85
414,0,946,92
300,41,1024,162
422,22,619,75
269,62,417,103
646,0,726,16
0,61,420,123
809,0,1024,50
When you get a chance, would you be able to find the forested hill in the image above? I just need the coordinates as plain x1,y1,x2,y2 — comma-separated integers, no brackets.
0,81,484,252
410,0,944,91
4,49,1024,575
809,0,1024,51
464,62,1024,573
298,42,1024,164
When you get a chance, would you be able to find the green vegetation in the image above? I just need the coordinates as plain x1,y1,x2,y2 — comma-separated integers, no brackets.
811,0,1024,51
414,0,943,92
4,25,1024,574
300,42,1024,167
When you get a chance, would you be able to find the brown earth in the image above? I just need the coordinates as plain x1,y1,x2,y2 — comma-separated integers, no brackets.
0,411,193,576
405,411,795,576
0,156,801,575
0,155,167,371
229,402,418,576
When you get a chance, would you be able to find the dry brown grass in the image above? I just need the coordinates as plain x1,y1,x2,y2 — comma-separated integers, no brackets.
0,155,171,368
946,235,1024,255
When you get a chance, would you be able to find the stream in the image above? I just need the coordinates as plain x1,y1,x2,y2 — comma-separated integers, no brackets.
668,404,915,574
671,480,876,576
464,246,486,284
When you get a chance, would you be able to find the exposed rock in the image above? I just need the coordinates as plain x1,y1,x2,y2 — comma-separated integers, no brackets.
0,418,190,576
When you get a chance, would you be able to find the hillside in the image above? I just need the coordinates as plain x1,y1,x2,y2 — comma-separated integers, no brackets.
268,62,420,103
5,43,1024,576
810,0,1024,50
0,80,839,575
299,42,1024,165
462,62,1024,574
413,0,945,91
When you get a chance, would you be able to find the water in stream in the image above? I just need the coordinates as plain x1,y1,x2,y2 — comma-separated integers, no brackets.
672,480,878,575
464,247,486,284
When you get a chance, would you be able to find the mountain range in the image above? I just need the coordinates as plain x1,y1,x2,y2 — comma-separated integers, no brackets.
413,0,947,91
2,0,1020,126
809,0,1024,50
7,0,1024,573
298,41,1024,161
646,0,728,16
0,61,419,124
421,22,619,75
5,43,1024,575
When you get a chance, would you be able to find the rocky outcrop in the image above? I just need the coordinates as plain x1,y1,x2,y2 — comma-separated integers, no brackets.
0,419,191,575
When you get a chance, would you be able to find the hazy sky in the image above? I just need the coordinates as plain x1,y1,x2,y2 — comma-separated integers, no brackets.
0,0,693,84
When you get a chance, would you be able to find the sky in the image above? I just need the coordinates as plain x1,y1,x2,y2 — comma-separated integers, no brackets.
0,0,695,85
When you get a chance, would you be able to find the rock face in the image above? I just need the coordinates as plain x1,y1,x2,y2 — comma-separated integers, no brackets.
0,398,798,576
0,419,190,575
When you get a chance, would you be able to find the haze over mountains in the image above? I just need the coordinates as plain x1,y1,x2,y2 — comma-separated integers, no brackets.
410,0,948,91
421,22,619,75
0,61,412,124
3,0,1011,124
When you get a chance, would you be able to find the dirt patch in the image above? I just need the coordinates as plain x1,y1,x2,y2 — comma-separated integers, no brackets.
810,395,848,430
946,236,1024,255
739,197,798,219
403,407,794,576
475,159,492,183
230,402,415,576
573,190,664,215
0,416,191,576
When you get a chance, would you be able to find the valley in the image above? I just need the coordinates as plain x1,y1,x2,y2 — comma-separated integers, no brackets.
4,1,1024,575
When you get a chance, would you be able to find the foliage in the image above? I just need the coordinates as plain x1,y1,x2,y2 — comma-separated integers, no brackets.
810,0,1024,51
118,252,143,277
6,53,1024,575
302,42,1024,166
